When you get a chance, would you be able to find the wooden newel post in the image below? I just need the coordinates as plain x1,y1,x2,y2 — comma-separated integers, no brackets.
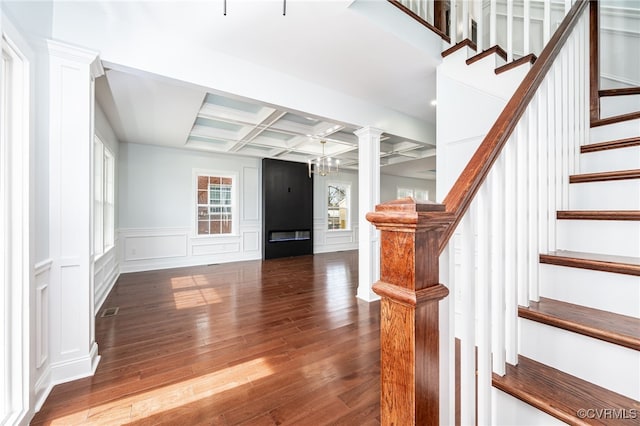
366,198,454,426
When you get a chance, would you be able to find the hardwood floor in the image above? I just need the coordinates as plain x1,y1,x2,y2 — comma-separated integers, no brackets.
31,251,381,425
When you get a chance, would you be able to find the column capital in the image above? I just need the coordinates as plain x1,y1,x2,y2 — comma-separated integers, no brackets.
354,126,384,139
47,40,104,79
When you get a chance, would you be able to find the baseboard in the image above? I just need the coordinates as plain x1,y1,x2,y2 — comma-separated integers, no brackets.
34,365,53,412
50,342,101,385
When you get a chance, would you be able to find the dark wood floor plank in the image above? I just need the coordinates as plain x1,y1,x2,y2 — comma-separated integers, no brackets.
31,251,381,425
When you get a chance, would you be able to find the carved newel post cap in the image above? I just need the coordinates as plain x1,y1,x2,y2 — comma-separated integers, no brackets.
365,197,454,231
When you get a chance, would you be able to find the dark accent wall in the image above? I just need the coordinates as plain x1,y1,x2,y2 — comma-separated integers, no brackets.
262,158,313,259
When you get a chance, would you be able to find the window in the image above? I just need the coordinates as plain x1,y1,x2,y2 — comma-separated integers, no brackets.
1,31,28,425
327,183,350,230
196,174,235,235
397,187,428,201
94,136,114,256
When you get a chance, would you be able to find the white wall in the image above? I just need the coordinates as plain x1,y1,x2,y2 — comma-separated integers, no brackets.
118,143,262,272
436,46,526,201
599,2,640,88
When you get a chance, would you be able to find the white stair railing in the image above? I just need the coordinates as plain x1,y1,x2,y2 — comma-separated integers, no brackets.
395,0,577,61
438,3,590,424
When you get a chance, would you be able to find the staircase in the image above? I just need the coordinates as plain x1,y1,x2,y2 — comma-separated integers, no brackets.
494,116,640,424
368,1,640,424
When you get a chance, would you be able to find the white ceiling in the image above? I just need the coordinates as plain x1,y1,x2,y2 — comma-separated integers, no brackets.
93,0,442,179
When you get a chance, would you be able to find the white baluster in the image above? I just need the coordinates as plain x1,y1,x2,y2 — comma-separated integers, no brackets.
554,63,564,215
439,242,456,426
491,154,506,375
543,0,551,44
507,0,514,61
528,97,540,302
546,69,557,252
516,120,529,307
476,183,492,425
462,0,469,40
460,209,476,426
490,0,497,47
538,79,550,258
451,0,459,44
524,0,531,55
474,0,484,50
504,137,518,365
558,49,568,210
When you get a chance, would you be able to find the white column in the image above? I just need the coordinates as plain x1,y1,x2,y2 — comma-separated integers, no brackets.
47,40,103,383
355,126,382,302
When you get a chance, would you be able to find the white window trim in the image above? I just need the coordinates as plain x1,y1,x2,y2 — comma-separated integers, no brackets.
192,169,239,238
327,181,351,232
1,22,31,426
93,136,115,261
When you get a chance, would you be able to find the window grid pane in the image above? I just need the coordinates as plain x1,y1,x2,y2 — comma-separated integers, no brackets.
327,184,349,230
197,175,233,235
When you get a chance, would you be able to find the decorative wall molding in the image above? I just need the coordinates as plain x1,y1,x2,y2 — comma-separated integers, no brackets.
119,226,262,273
313,221,359,254
94,246,119,312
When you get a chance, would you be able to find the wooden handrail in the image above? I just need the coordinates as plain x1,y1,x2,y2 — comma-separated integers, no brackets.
438,0,590,253
387,0,451,43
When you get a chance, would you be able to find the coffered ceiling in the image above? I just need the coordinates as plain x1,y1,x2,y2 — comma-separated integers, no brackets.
97,69,437,179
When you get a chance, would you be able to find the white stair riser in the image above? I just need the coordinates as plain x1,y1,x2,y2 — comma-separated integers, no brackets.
590,118,640,143
538,264,640,318
600,94,640,119
556,220,640,257
579,146,640,174
569,180,640,210
440,47,521,101
519,318,640,400
492,389,566,426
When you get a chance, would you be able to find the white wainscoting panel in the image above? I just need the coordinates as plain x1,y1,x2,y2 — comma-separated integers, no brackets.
35,259,52,369
94,244,120,312
313,218,358,254
242,230,260,252
119,227,262,273
124,232,188,261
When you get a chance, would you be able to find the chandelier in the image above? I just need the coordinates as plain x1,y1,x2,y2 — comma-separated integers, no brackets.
308,140,339,178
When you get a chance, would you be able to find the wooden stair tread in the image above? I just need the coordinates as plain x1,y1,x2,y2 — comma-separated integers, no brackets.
569,169,640,183
495,53,537,75
493,355,640,425
466,45,507,65
557,210,640,220
592,111,640,127
540,250,640,276
581,136,640,153
441,38,477,58
518,297,640,351
599,87,640,97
